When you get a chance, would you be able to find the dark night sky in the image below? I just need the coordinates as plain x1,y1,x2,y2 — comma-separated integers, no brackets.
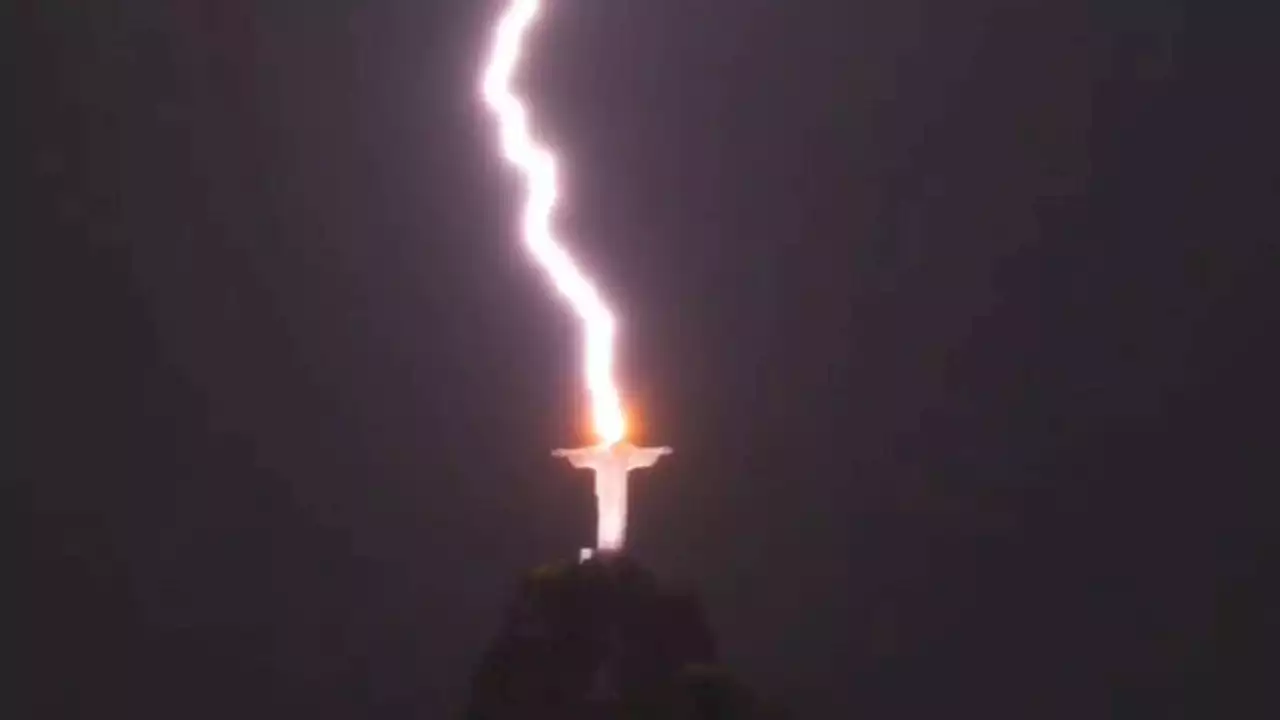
16,1,1276,718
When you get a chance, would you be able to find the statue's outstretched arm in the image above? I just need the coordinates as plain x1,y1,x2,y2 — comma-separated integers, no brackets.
552,447,599,469
626,446,672,471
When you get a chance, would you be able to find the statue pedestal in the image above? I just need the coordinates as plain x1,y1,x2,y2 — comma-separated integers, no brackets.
579,547,626,564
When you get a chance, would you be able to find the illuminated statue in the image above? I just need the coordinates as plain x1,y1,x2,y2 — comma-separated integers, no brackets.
553,442,672,552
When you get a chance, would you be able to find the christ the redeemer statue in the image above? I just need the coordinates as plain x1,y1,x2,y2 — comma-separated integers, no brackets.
553,441,672,553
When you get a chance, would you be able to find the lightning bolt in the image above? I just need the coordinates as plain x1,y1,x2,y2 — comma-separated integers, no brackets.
481,0,626,445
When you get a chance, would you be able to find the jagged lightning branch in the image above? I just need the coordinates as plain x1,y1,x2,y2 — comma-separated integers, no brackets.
481,0,626,444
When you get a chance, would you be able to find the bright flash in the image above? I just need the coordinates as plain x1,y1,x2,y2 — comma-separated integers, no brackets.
481,0,626,445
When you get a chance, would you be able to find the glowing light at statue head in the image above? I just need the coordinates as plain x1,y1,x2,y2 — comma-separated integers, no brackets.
482,0,626,445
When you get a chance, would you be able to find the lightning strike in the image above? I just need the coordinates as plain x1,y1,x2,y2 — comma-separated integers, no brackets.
481,0,671,554
480,0,624,445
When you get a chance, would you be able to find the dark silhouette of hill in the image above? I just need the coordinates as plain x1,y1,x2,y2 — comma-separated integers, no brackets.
466,554,787,719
